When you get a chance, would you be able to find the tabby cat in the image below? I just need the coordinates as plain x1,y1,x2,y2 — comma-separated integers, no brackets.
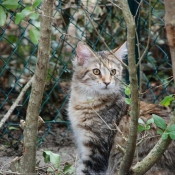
68,41,175,175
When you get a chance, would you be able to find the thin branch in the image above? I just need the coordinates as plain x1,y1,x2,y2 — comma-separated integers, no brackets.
116,144,126,154
139,76,174,95
108,0,122,9
131,122,173,175
80,3,128,69
0,77,33,129
136,0,151,66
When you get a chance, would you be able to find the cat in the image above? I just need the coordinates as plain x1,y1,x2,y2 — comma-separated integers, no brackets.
68,41,128,175
68,41,175,175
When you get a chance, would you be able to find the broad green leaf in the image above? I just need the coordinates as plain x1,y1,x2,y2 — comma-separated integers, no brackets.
157,129,163,135
124,86,131,96
21,6,33,16
43,151,60,168
138,125,145,133
30,12,39,20
161,132,168,140
33,0,43,8
169,131,175,140
29,28,40,44
2,0,18,10
138,118,145,124
63,163,75,174
125,98,131,105
146,118,154,125
160,95,174,107
15,12,25,24
15,7,34,24
152,114,166,130
167,124,175,132
0,7,6,26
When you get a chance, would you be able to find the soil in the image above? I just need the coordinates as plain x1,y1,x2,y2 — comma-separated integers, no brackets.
0,124,76,175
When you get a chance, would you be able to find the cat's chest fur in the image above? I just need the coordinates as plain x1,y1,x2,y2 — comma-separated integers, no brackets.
68,90,123,128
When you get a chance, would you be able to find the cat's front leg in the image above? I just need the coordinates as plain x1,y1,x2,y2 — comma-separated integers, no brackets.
76,158,88,175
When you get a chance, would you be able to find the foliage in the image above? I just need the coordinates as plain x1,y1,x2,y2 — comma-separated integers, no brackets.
137,95,175,141
43,150,75,175
0,0,41,44
124,85,131,105
159,95,174,107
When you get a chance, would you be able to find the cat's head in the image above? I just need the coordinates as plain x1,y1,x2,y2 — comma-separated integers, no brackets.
72,42,127,96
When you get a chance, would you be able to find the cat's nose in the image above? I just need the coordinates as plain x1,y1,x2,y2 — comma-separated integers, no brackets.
103,82,110,86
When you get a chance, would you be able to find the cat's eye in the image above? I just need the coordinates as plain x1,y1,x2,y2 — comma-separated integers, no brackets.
111,69,116,75
93,69,101,75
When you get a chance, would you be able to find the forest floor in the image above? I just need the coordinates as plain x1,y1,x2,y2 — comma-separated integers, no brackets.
0,125,76,175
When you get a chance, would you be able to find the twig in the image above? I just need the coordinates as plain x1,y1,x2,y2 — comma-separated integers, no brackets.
113,122,127,141
0,77,33,129
80,3,128,69
136,134,160,147
116,144,126,154
139,76,174,95
136,0,151,67
88,101,117,131
108,0,122,9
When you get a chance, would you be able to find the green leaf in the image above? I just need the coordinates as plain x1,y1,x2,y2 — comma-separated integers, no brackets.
15,7,34,24
29,28,40,44
167,124,175,132
145,125,150,131
124,86,131,96
43,151,60,168
157,129,164,135
0,6,6,26
138,118,145,124
160,95,174,107
169,131,175,140
21,6,33,16
15,12,25,24
146,118,154,125
30,12,39,20
125,98,131,105
138,125,145,133
152,114,166,130
8,126,20,130
63,163,75,174
2,0,18,10
43,151,50,163
33,0,43,8
161,132,168,140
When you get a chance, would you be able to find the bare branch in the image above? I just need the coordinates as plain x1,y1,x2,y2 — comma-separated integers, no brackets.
136,0,151,66
0,77,33,129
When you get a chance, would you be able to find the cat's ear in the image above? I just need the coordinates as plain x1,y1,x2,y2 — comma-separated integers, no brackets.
113,42,127,60
76,42,94,65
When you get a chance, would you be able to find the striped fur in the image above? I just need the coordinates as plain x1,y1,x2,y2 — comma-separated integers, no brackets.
68,42,127,174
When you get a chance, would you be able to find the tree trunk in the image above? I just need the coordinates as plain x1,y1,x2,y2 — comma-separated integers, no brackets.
10,0,54,174
164,0,175,83
118,0,139,175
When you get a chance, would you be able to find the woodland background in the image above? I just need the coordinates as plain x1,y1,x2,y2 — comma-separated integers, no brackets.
0,0,174,174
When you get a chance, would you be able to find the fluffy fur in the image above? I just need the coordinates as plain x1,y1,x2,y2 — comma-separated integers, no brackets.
68,42,127,174
68,41,175,175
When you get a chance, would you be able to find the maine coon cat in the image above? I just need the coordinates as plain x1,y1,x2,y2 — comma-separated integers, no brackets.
68,41,175,175
68,41,128,174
